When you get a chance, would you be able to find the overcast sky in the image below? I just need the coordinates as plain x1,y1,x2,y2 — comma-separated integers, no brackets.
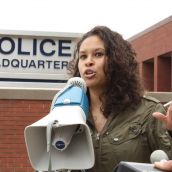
0,0,172,39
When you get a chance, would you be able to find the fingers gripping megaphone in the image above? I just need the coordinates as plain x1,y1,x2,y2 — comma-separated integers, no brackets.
24,77,95,171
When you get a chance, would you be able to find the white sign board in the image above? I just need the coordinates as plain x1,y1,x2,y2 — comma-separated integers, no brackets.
0,30,81,88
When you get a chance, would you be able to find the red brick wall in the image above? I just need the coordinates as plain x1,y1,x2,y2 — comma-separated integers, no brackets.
0,99,51,172
130,22,172,62
130,20,172,91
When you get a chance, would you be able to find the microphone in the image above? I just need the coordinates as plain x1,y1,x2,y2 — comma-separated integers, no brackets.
51,77,88,151
150,150,169,164
114,150,169,172
67,77,87,92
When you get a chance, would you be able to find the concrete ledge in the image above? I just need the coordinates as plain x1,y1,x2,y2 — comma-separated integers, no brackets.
0,87,59,100
146,92,172,103
0,87,172,103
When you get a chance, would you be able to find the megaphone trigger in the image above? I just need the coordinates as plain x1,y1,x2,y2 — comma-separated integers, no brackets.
46,120,59,152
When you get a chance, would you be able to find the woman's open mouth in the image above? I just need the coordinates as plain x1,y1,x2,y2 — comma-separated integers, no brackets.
84,69,96,78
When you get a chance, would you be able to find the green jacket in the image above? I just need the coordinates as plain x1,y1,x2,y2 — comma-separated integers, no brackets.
86,96,172,172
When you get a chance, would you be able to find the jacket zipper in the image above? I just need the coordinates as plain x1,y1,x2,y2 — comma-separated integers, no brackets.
96,133,100,140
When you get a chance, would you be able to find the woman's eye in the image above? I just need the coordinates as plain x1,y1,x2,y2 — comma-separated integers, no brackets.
95,52,104,57
79,54,86,59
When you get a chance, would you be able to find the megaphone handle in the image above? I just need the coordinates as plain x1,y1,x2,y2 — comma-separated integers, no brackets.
48,150,52,172
47,120,58,172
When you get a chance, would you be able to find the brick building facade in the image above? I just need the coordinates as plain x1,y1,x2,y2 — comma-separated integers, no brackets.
0,99,51,172
129,15,172,92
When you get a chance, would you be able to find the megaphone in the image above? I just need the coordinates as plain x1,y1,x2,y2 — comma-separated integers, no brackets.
24,77,95,171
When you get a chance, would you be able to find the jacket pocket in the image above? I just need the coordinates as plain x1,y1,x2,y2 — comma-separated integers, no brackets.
107,122,142,145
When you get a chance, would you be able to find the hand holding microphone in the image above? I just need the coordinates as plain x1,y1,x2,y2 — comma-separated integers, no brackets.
114,150,170,172
151,150,172,172
154,160,172,172
150,150,169,163
151,101,172,172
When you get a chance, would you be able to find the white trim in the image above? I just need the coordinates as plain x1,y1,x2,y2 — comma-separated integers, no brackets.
128,15,172,41
0,29,83,38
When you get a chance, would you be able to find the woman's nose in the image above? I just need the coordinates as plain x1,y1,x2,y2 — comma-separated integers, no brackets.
85,56,94,66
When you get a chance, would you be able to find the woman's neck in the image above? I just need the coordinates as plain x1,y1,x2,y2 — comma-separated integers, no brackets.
88,88,107,133
89,88,103,108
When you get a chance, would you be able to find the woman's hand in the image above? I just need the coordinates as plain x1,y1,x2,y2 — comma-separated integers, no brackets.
154,160,172,171
152,103,172,131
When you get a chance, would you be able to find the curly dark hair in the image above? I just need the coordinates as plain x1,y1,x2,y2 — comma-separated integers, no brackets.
68,26,144,118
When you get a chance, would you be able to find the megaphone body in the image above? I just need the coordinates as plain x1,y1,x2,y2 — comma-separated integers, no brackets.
24,78,95,171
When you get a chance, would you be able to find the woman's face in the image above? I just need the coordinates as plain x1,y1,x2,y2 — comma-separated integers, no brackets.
78,35,107,89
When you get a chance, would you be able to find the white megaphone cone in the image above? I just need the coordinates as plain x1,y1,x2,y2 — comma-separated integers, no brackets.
24,77,95,171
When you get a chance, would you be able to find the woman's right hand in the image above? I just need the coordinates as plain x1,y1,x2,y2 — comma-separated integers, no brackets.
153,103,172,131
154,160,172,171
